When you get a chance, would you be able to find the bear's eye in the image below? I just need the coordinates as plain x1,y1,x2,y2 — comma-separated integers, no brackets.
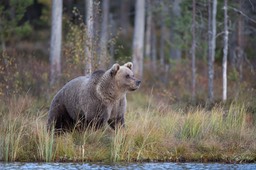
125,74,130,79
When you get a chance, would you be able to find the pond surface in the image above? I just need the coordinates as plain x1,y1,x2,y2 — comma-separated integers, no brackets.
0,162,256,170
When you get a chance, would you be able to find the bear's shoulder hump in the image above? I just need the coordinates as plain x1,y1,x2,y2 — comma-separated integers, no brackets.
91,70,105,78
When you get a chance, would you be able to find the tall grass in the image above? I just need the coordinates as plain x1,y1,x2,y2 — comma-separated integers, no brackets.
1,96,31,161
35,117,55,162
2,114,25,161
0,93,255,163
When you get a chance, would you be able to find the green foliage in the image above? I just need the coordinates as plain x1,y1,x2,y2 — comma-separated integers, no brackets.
0,0,33,44
228,68,239,81
112,37,132,64
15,22,33,37
174,3,192,51
9,0,33,21
64,17,87,75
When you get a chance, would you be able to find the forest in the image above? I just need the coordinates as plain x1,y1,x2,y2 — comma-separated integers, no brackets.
0,0,256,163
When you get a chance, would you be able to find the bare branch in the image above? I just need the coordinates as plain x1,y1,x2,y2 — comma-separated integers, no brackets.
229,6,256,23
248,0,255,11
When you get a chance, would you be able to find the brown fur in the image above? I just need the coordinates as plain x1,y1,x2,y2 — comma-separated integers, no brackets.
47,62,141,132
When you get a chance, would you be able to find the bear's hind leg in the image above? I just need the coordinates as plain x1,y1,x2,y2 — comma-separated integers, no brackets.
55,108,75,132
47,105,75,133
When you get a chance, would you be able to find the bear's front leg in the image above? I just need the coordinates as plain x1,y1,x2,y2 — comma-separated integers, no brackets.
108,117,125,130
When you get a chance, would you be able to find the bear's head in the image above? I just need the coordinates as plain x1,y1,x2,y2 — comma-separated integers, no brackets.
97,62,141,103
110,62,141,91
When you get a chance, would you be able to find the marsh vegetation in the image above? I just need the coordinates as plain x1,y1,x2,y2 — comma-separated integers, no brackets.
0,89,255,163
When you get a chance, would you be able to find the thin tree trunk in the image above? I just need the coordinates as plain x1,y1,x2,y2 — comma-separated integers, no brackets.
109,13,116,66
0,21,6,51
170,0,181,60
151,23,157,72
99,0,109,69
145,0,152,59
191,0,196,102
160,1,167,66
50,0,62,86
120,0,131,35
132,0,145,78
208,0,213,102
229,25,236,69
212,0,217,63
237,0,244,82
223,0,229,102
0,32,6,51
208,0,217,103
85,0,93,75
93,0,101,64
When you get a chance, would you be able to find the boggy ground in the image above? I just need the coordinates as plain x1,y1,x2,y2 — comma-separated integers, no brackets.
0,90,256,163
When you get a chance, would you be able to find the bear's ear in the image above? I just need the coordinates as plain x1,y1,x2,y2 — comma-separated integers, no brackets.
110,63,120,76
124,62,133,70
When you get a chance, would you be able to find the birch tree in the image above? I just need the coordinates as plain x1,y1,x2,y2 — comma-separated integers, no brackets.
223,0,228,102
132,0,145,78
50,0,62,86
191,0,196,101
208,0,217,103
85,0,93,75
99,0,109,69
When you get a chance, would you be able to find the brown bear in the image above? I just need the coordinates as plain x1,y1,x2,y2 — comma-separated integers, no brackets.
47,62,141,132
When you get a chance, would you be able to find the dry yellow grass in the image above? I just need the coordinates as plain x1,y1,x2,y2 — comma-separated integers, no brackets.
0,93,255,163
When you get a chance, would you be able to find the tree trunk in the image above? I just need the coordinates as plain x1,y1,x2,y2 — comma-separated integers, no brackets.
120,0,131,35
212,0,217,63
145,0,152,59
208,0,217,103
99,0,109,69
132,0,145,78
222,0,228,102
160,1,167,66
170,0,181,60
191,0,196,102
85,0,94,75
151,22,157,72
50,0,62,86
93,0,101,64
0,19,5,51
109,13,116,67
237,0,245,82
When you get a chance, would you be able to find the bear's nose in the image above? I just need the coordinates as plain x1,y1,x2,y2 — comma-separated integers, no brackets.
136,80,141,86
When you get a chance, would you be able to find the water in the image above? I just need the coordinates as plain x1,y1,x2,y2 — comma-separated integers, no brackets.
0,162,256,170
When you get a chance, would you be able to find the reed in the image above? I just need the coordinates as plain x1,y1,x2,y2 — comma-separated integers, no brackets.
35,118,55,162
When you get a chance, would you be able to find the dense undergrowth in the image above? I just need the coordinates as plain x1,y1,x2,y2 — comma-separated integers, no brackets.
0,90,255,163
